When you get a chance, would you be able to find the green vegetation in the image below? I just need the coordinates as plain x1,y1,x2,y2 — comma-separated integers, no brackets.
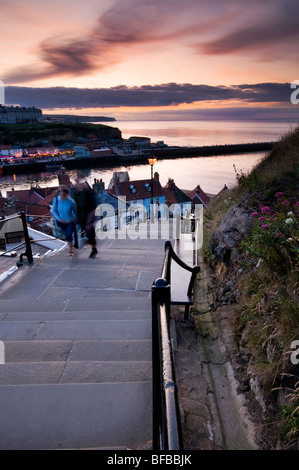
204,126,299,448
0,121,121,146
43,114,116,123
0,122,106,132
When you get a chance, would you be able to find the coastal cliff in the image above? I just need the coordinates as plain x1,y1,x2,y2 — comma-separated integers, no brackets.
203,126,299,449
0,122,121,147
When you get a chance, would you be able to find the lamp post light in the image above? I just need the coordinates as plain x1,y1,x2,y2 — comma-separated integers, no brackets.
148,156,157,221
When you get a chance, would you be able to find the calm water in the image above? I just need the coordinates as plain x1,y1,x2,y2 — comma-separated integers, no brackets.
0,120,294,196
107,119,293,147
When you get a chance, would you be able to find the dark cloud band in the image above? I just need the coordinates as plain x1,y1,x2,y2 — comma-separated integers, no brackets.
5,83,293,109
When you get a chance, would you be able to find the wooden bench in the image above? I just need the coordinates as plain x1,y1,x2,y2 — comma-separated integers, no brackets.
164,240,200,320
5,231,24,244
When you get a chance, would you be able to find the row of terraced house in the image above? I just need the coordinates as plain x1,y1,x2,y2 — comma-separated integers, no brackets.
0,168,228,249
0,105,43,124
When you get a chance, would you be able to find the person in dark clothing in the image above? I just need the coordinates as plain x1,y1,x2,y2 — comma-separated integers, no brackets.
73,183,98,258
85,207,98,258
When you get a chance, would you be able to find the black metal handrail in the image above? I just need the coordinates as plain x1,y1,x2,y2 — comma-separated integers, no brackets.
19,211,33,263
152,239,200,450
0,211,68,264
0,212,33,263
163,239,200,299
152,277,182,450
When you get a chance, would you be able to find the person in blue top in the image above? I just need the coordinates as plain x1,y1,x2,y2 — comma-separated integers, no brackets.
52,185,77,256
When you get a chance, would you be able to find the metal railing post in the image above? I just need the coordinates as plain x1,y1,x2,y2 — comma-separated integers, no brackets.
152,277,171,450
159,304,183,450
19,211,33,264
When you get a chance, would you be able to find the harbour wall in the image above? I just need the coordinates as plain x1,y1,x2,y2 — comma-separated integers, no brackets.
1,141,275,175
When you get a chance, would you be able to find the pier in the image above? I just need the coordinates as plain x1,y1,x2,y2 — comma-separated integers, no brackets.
1,141,275,175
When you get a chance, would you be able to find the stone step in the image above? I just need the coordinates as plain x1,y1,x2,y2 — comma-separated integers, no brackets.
0,360,151,385
0,297,151,314
0,262,159,300
4,340,151,362
44,247,165,264
65,298,151,311
0,319,151,341
0,382,152,449
0,299,69,313
0,235,168,449
2,309,150,321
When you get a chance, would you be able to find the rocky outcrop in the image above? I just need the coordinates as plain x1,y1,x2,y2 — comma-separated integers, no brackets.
209,203,253,266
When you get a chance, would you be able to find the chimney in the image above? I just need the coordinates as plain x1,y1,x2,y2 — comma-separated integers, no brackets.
167,178,176,191
113,175,120,191
154,172,159,182
93,178,105,192
58,167,71,187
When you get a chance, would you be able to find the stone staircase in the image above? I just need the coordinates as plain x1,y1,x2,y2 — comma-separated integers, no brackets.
0,235,166,449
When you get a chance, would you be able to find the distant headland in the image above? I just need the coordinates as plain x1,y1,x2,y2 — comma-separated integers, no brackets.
43,114,116,123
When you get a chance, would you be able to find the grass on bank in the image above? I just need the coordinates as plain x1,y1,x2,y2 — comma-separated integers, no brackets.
203,125,299,448
0,122,108,131
0,121,120,147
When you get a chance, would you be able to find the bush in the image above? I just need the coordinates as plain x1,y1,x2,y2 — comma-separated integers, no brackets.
233,164,261,192
242,192,299,276
281,383,299,446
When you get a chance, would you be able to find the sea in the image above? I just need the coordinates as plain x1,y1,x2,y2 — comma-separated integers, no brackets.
0,119,296,197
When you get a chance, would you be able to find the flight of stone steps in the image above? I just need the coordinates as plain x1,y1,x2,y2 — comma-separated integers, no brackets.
0,236,166,450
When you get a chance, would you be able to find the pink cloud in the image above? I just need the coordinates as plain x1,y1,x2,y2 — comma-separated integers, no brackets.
3,0,299,84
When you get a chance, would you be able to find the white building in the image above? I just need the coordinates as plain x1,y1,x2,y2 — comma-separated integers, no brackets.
74,145,90,158
0,148,23,158
0,105,43,124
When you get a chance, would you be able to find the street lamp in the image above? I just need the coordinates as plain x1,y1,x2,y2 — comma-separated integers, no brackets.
148,156,157,221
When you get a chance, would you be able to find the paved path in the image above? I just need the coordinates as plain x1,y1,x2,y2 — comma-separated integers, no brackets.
174,251,258,450
0,227,168,450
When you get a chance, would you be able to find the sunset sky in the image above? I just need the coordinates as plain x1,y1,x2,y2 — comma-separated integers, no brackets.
1,0,299,120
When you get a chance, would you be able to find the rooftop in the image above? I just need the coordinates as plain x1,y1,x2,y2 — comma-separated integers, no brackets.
108,178,164,201
163,178,192,205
